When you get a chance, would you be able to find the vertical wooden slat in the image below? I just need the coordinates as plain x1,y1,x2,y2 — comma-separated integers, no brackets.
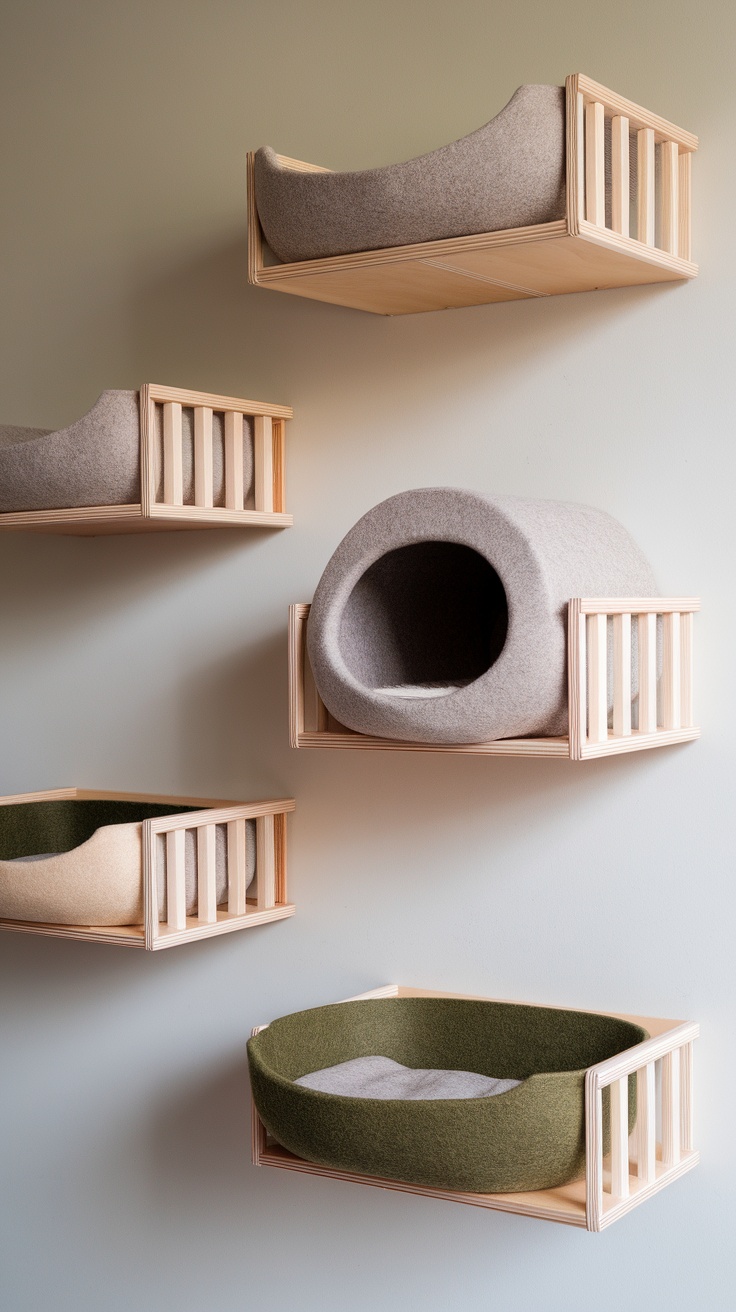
636,1061,657,1184
662,1049,682,1167
256,814,276,909
662,612,682,730
163,402,183,505
567,601,587,758
575,90,586,227
585,1079,604,1231
254,415,274,513
193,406,214,508
637,612,657,733
587,613,608,744
680,1041,694,1153
197,823,217,923
585,101,606,226
611,115,630,236
612,612,632,737
609,1076,630,1198
166,828,187,930
678,150,692,261
637,127,655,246
272,419,286,514
660,140,679,256
680,611,694,728
224,411,245,511
227,818,247,915
273,812,287,905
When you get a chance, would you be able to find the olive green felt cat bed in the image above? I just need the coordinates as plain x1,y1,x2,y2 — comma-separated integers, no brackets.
0,797,255,927
254,85,566,263
248,996,646,1193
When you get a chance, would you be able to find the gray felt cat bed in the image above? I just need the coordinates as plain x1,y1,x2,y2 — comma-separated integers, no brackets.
254,85,566,264
0,790,295,950
0,383,292,534
248,996,646,1193
306,488,657,745
247,75,698,316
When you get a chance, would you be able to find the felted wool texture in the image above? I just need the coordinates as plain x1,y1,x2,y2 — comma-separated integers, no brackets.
153,407,254,507
295,1055,521,1100
248,998,646,1194
0,800,256,926
254,85,566,263
0,391,141,512
306,488,657,743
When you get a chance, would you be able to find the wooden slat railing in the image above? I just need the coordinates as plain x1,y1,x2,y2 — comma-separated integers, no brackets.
143,799,295,949
585,1021,699,1231
569,74,697,261
567,598,700,759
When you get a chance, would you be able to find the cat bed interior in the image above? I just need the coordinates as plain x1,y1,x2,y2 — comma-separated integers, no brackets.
306,488,657,744
248,997,646,1193
295,1055,521,1100
0,799,255,926
0,391,254,514
254,84,566,263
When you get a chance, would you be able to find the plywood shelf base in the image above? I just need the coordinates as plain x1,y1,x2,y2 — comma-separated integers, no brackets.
290,599,701,760
0,384,293,536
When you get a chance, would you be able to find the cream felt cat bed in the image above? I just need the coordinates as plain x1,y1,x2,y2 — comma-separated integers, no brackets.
0,790,296,950
254,85,566,263
306,488,657,744
0,797,255,926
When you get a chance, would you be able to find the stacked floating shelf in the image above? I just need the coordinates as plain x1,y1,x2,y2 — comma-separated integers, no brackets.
252,985,699,1232
0,384,292,536
289,598,701,759
0,788,295,950
248,75,698,316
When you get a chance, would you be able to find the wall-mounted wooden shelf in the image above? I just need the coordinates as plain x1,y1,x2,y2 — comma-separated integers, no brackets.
252,985,699,1232
290,598,700,759
0,788,295,950
248,75,698,316
0,385,293,536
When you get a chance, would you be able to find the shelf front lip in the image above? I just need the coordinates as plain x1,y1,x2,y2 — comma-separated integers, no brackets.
150,902,295,949
0,505,293,532
295,731,571,757
253,220,569,283
0,918,146,947
255,1141,589,1227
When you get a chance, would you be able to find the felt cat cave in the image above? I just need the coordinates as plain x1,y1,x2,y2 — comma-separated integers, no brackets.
306,488,657,744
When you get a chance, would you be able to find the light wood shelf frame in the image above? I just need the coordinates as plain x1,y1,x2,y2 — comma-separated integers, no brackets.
247,75,698,316
251,985,699,1231
0,788,295,950
289,598,700,759
0,384,293,536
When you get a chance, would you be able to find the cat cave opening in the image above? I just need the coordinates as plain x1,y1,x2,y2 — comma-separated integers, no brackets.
338,542,508,698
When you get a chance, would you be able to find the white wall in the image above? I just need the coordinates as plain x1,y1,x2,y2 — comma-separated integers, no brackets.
1,2,733,1307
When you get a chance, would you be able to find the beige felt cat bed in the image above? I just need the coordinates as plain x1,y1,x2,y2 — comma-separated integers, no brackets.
0,384,292,535
248,74,697,315
0,789,294,950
